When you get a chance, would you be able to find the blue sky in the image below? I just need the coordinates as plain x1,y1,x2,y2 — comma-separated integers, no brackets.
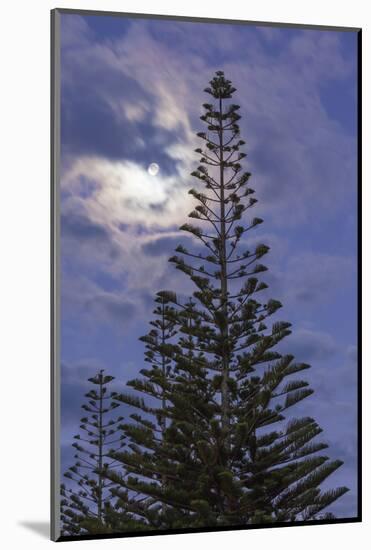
59,13,358,519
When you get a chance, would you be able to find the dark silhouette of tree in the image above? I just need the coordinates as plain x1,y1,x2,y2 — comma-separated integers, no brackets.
139,294,178,435
60,370,133,535
103,295,184,529
108,71,349,528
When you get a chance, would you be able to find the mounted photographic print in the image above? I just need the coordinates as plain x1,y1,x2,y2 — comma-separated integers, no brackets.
51,8,361,542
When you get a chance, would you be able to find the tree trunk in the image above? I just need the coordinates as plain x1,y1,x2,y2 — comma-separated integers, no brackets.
218,95,230,437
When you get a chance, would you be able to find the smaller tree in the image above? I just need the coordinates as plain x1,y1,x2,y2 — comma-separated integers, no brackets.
61,370,127,536
139,294,178,434
104,294,183,529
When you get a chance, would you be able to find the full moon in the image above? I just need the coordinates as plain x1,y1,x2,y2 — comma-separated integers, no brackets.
148,163,160,176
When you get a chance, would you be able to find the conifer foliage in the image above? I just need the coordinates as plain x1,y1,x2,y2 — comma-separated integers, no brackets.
103,294,184,529
62,72,349,535
60,371,127,535
108,71,348,527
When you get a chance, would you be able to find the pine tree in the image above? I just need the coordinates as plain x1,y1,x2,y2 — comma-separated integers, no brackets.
60,370,131,535
103,295,185,529
109,71,348,528
139,294,178,435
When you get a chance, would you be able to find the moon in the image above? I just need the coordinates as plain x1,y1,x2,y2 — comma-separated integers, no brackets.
148,163,160,176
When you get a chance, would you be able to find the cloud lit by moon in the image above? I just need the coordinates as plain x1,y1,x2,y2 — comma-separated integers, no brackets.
148,163,160,176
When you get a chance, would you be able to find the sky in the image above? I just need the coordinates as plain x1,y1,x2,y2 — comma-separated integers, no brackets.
59,12,359,519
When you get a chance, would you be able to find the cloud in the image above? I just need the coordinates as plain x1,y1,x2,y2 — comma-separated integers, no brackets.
61,157,193,228
262,250,355,309
60,17,200,178
280,328,338,361
284,252,354,303
60,14,357,236
61,273,138,327
287,31,352,81
61,212,111,242
257,26,284,44
61,206,122,274
141,234,191,256
241,232,355,309
85,292,136,327
60,14,92,49
58,25,357,315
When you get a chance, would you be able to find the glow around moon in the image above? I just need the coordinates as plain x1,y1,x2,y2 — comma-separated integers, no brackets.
148,163,160,176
